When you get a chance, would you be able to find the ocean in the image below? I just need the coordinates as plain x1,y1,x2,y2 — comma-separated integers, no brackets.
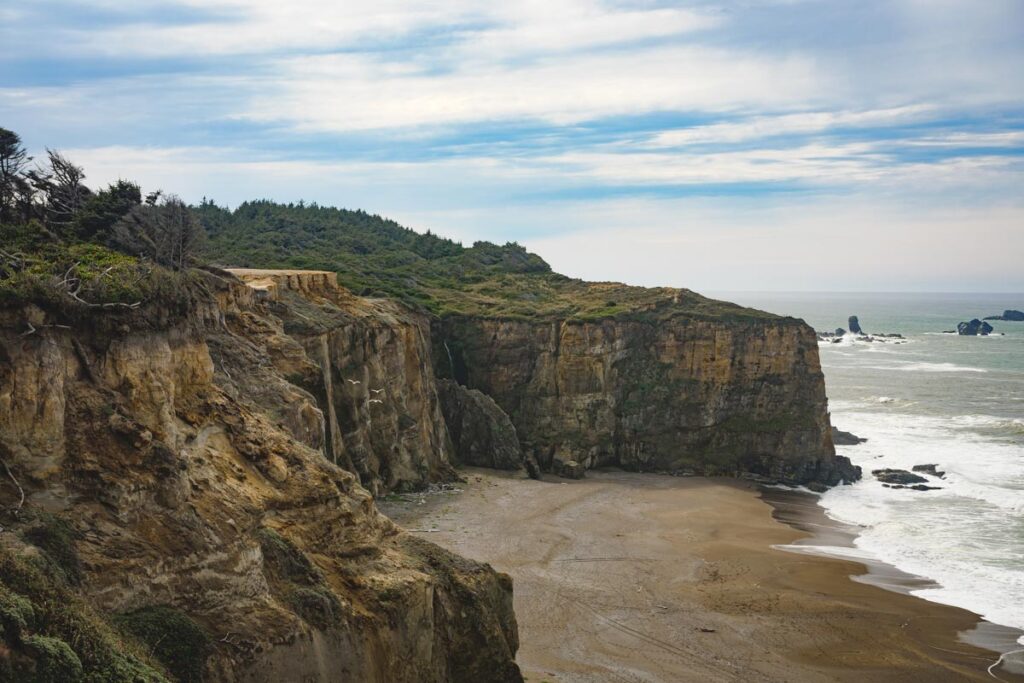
715,292,1024,648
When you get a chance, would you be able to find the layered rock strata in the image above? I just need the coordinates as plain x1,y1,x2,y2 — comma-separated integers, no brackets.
435,314,859,487
0,270,521,682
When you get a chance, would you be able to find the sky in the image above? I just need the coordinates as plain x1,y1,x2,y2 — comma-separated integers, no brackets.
1,0,1022,292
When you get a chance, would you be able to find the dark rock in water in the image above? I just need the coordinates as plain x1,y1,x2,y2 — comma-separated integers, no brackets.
835,327,847,337
830,338,842,344
942,330,956,334
437,379,525,471
832,427,867,445
984,309,1024,321
911,463,945,478
884,483,943,491
848,316,863,334
553,459,585,479
807,482,829,493
872,468,928,485
957,319,994,336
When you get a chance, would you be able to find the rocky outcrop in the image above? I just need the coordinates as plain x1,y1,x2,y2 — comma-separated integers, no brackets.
225,269,456,496
872,469,928,485
436,379,526,472
958,319,994,336
848,316,863,334
0,271,522,682
912,463,946,478
434,313,859,488
832,427,867,445
984,309,1024,321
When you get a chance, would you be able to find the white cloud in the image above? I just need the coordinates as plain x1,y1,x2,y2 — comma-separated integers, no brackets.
643,105,935,147
243,45,822,132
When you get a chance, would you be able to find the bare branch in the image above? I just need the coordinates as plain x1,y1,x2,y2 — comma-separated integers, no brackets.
1,458,25,515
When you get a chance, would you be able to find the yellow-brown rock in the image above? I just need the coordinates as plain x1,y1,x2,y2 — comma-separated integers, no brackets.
435,312,858,486
0,269,521,682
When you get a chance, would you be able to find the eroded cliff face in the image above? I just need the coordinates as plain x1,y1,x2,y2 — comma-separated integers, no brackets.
435,314,858,486
223,269,456,496
0,271,521,682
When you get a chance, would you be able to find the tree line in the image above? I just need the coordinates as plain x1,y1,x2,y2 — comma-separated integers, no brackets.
0,127,203,270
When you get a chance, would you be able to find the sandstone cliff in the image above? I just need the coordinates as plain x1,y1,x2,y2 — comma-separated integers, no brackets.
223,269,456,496
0,270,521,682
434,309,858,487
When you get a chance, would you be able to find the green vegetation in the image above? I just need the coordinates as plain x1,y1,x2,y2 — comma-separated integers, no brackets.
0,127,204,320
198,200,778,323
113,607,210,683
0,547,169,682
21,513,82,585
256,528,341,630
2,125,774,324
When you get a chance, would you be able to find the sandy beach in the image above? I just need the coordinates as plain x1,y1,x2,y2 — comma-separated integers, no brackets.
382,469,1022,682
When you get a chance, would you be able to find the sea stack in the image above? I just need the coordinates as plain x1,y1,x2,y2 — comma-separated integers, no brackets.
957,319,994,335
848,316,863,334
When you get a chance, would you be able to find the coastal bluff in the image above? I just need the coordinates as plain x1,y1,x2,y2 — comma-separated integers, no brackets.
435,307,857,487
1,268,521,682
1,262,855,681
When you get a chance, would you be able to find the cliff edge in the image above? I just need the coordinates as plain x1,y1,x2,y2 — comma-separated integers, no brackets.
0,269,521,682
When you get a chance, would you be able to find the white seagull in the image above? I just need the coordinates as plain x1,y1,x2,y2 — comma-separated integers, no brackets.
370,388,385,395
346,379,361,385
368,399,384,404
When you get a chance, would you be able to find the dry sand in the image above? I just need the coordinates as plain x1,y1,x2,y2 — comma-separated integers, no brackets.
382,469,1023,682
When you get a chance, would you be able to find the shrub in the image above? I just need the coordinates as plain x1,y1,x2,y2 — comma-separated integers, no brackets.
114,607,210,683
24,634,84,682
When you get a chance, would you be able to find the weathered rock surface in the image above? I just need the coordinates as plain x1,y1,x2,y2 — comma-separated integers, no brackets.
832,427,867,445
873,469,928,485
848,316,863,334
436,379,525,471
0,271,522,682
958,319,994,336
984,309,1024,321
912,463,946,478
226,269,456,496
435,314,859,487
552,459,585,479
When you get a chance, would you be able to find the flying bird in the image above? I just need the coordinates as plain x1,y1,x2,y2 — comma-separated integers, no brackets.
370,388,385,395
346,379,361,385
369,399,384,404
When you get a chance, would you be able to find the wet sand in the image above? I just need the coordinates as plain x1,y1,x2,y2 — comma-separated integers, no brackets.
382,469,1023,682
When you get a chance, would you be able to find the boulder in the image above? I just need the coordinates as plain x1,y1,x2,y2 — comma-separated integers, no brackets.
912,463,945,478
957,319,994,335
831,427,867,445
834,327,847,337
552,459,586,479
436,379,527,471
872,468,928,485
848,316,863,334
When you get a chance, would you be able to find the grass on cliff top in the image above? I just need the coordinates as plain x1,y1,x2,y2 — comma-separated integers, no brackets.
197,201,780,323
0,222,205,327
